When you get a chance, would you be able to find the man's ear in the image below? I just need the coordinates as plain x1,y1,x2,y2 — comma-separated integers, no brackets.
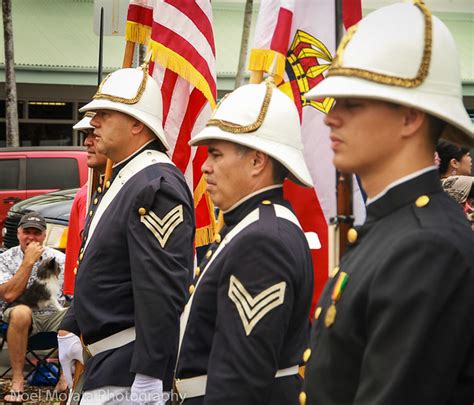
130,118,145,136
400,107,426,138
251,150,269,175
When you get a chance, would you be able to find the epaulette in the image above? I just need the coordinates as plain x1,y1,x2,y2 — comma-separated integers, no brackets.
258,199,278,234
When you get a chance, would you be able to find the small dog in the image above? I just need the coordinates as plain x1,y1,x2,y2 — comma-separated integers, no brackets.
12,257,63,311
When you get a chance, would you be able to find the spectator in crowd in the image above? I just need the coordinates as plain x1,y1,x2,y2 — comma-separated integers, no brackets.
0,212,67,402
437,141,472,178
436,141,473,227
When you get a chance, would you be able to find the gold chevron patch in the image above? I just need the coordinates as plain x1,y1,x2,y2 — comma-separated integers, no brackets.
140,205,184,248
228,275,286,336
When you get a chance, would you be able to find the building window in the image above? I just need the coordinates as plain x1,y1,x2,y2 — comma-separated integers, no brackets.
0,100,78,146
28,101,73,120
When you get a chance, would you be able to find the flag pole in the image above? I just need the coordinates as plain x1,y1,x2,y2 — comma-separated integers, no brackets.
102,40,136,185
249,71,263,84
86,7,105,212
334,0,354,259
98,7,104,86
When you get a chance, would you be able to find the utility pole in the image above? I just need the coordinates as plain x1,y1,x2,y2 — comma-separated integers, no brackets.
234,0,253,89
2,0,19,146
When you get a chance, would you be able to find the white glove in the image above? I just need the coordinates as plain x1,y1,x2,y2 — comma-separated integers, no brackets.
131,373,164,405
57,333,84,387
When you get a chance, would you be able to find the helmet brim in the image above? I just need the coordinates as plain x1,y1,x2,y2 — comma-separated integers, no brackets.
190,125,314,188
306,75,474,148
80,99,169,150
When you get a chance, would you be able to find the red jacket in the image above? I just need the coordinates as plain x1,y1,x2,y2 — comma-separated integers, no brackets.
63,184,87,295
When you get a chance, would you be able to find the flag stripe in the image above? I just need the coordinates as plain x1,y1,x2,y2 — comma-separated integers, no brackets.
150,24,217,102
152,1,215,65
127,3,153,26
163,76,195,152
343,0,362,29
161,69,179,126
270,7,293,54
165,0,216,55
142,1,217,247
192,140,208,186
283,182,328,310
172,89,207,173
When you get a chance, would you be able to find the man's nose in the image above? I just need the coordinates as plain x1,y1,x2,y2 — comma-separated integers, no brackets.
90,116,100,128
324,108,341,128
84,132,95,146
202,158,212,174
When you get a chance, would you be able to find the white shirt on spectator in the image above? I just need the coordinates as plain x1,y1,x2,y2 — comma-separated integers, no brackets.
0,246,65,316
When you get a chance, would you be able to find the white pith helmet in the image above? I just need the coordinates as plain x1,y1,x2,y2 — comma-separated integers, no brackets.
73,111,94,131
79,65,169,150
306,1,474,147
189,81,313,187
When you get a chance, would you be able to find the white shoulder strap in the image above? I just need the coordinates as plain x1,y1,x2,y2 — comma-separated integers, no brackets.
178,204,301,355
83,150,173,253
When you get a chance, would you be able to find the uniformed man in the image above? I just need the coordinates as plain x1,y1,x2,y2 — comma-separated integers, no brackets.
63,113,107,296
301,2,474,404
174,80,314,404
57,65,195,404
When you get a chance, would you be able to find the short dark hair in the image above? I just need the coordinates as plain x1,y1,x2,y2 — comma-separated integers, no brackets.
142,125,167,153
156,139,167,153
233,143,251,156
436,140,470,175
233,144,288,184
269,157,289,184
384,103,445,146
427,114,446,146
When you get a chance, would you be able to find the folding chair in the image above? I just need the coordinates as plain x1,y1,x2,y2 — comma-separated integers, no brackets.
24,331,60,385
0,322,60,385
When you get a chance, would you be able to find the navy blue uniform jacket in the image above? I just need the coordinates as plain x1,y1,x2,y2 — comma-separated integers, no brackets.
176,187,314,404
303,170,474,405
61,141,195,391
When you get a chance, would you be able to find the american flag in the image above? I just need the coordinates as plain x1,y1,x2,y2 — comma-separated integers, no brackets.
126,0,218,248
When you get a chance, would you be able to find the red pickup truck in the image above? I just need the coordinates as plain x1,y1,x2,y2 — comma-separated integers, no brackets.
0,147,88,244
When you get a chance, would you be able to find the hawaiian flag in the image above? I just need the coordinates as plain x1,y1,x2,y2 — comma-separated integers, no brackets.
250,0,362,315
126,0,218,247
